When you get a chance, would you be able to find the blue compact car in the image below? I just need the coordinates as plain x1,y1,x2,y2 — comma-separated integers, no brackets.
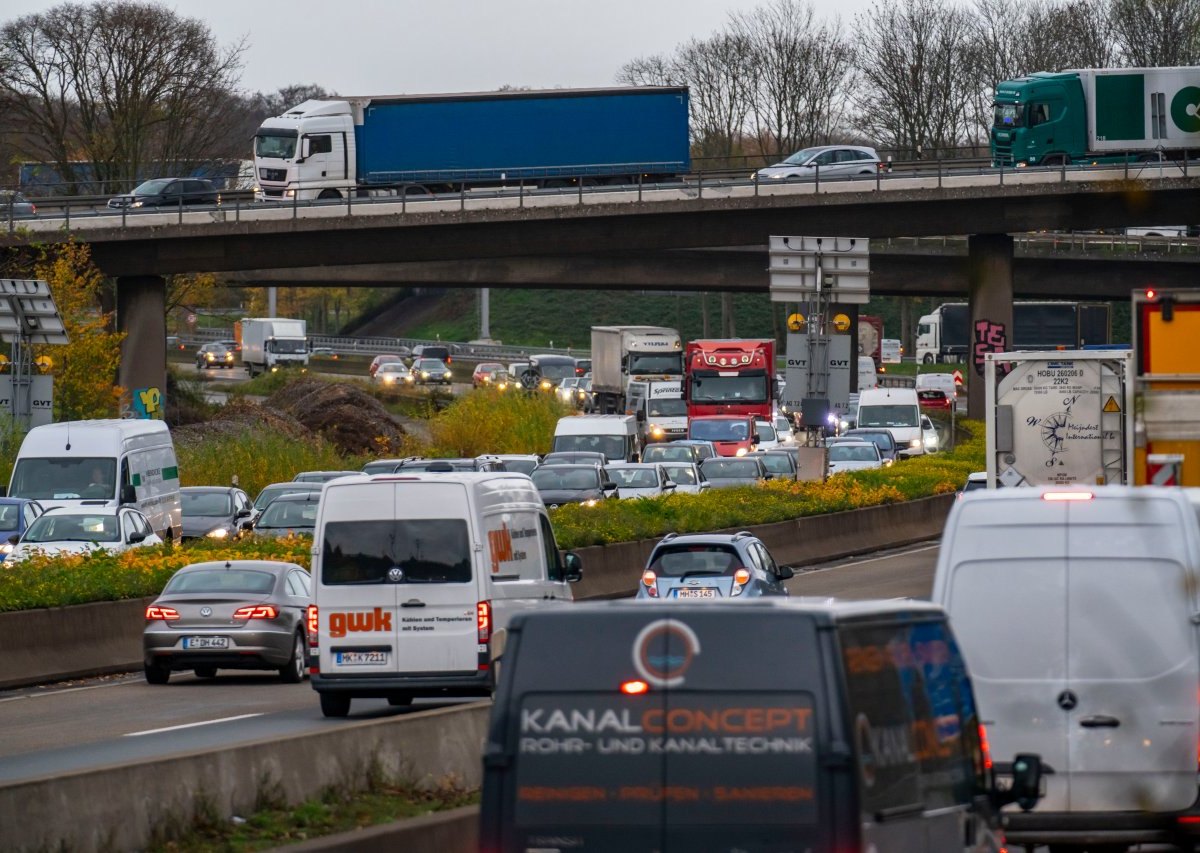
0,497,46,560
636,531,792,600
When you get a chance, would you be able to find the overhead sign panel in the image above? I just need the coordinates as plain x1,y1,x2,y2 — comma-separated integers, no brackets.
768,236,870,304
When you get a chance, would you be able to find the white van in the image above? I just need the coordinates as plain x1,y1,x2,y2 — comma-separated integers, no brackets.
933,486,1200,850
915,371,958,398
857,355,879,390
856,387,925,457
310,472,582,718
551,414,639,462
8,419,182,541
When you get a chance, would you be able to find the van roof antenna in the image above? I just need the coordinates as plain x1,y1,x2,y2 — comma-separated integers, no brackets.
65,419,71,452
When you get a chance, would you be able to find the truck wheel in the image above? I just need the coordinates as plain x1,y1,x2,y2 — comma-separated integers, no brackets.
922,354,934,364
317,189,341,200
319,692,351,718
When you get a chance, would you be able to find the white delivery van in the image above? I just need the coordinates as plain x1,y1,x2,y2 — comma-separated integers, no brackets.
551,414,639,462
856,387,925,457
933,486,1200,850
8,419,182,541
857,355,879,390
915,371,958,399
310,472,583,718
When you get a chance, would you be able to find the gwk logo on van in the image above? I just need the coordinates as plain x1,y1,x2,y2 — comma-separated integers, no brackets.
328,608,392,638
632,619,701,687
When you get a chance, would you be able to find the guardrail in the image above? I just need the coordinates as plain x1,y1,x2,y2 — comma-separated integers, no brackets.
8,154,1193,237
884,232,1200,255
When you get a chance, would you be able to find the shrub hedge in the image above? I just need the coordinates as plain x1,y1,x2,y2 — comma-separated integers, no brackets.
0,423,983,612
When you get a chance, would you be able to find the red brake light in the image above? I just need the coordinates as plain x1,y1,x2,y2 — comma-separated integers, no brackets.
145,605,179,621
979,722,993,771
477,600,492,643
233,604,278,620
621,679,649,695
1147,288,1157,300
307,604,319,645
1042,491,1094,502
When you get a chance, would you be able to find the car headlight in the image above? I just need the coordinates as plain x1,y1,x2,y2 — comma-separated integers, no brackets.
224,353,233,360
271,365,279,373
205,353,214,360
909,439,922,448
735,447,748,457
206,526,229,539
130,200,144,208
540,380,552,390
582,499,599,507
0,542,13,555
444,371,451,378
650,425,664,438
383,375,394,384
421,371,430,378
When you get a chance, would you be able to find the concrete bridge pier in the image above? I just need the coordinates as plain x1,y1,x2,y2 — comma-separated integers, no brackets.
116,275,167,419
966,234,1014,420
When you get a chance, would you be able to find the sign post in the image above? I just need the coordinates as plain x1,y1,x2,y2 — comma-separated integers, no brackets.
0,279,68,429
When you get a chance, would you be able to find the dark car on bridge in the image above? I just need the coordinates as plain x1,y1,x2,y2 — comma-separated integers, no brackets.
107,178,219,210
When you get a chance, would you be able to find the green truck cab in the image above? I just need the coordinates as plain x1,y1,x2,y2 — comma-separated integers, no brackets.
991,67,1200,167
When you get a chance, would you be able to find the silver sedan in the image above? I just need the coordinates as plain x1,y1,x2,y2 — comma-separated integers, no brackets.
143,560,312,684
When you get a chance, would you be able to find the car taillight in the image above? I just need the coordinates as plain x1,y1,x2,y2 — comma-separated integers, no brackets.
641,569,658,597
621,679,649,695
979,722,993,771
145,605,179,621
233,604,278,620
1042,491,1094,502
477,600,491,643
307,605,319,646
730,567,751,597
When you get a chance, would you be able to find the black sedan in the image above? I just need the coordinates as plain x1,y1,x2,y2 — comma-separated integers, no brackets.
107,177,219,210
143,560,312,684
180,486,254,541
413,358,452,385
252,492,320,538
531,464,616,508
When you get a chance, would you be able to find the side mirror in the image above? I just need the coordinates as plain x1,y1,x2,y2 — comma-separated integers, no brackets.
299,138,311,160
7,533,19,545
563,552,583,583
603,481,618,492
0,486,6,497
751,436,761,445
777,565,795,580
663,482,676,491
120,484,136,505
127,531,146,544
635,410,645,423
994,753,1043,812
236,508,251,519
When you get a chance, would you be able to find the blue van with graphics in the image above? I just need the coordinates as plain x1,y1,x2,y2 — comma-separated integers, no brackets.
480,599,1042,852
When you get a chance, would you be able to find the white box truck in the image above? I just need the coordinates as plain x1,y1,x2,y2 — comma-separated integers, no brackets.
238,318,309,377
590,326,682,414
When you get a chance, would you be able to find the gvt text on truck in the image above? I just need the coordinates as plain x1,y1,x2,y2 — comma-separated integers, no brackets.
253,87,690,201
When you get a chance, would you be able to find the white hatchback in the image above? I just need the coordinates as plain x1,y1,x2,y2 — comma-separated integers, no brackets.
10,506,162,560
605,463,676,499
827,440,884,475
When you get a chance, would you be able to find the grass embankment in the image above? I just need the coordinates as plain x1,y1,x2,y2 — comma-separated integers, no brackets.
149,769,475,852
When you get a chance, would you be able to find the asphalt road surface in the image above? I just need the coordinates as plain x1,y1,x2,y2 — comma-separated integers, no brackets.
0,541,938,783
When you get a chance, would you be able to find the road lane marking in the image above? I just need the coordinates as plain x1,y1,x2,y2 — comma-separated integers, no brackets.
0,675,143,703
124,713,263,737
792,542,939,576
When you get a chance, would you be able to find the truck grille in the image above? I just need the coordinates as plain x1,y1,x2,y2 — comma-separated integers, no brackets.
260,168,287,182
262,188,285,198
992,143,1014,166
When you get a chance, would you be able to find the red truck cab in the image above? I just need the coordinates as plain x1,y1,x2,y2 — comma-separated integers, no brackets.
684,339,775,421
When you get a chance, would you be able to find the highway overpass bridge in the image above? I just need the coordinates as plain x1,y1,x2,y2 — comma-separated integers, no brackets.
2,165,1197,416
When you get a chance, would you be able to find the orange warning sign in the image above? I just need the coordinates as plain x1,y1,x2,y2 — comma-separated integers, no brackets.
1103,396,1121,413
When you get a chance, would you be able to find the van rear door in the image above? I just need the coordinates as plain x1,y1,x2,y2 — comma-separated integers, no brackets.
487,606,833,852
389,481,479,675
1064,496,1200,812
938,498,1072,810
317,482,399,676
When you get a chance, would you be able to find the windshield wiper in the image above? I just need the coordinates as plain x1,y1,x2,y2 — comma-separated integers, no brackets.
677,569,725,580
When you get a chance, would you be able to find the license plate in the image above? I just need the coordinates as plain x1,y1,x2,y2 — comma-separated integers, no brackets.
677,588,717,599
336,650,388,666
183,636,228,649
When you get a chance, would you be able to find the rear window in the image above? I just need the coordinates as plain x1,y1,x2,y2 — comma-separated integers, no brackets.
649,544,741,577
166,569,275,594
321,519,471,584
513,691,818,829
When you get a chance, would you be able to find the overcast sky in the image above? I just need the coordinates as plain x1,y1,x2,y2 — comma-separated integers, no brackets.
4,0,876,95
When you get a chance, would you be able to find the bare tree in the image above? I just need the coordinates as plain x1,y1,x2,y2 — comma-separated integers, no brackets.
617,54,681,87
853,0,977,157
675,33,756,161
0,1,245,193
257,83,335,117
1110,0,1200,66
735,0,856,159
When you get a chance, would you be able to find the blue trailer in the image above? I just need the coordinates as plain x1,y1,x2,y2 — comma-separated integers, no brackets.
253,86,690,200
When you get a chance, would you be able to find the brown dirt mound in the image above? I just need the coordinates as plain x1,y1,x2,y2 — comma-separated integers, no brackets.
171,397,312,449
266,379,408,456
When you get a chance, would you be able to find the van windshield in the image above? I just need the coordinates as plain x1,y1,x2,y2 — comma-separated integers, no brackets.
858,404,918,428
552,435,626,460
322,519,471,584
10,457,116,501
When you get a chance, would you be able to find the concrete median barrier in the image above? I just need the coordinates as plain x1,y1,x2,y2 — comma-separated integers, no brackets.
0,496,955,689
0,702,489,853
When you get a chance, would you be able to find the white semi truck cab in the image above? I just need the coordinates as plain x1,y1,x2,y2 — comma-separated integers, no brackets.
254,100,357,202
